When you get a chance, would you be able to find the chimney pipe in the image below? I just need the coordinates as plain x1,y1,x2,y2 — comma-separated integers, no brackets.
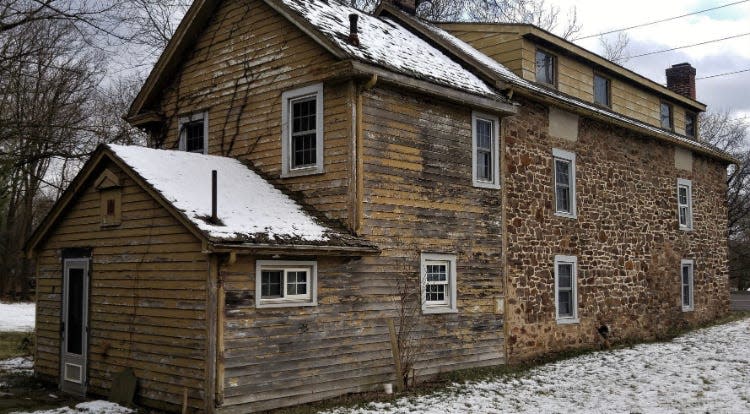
665,63,696,100
211,170,218,223
348,13,359,46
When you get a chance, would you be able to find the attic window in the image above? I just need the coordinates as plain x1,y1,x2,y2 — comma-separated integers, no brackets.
95,169,122,227
593,74,611,107
535,49,556,86
179,112,208,154
685,112,697,138
660,102,673,131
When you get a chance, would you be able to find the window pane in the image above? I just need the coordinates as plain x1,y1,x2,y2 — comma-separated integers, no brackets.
555,160,570,185
292,133,316,167
425,284,446,302
558,291,572,317
476,119,492,149
679,207,688,225
594,75,610,106
184,120,204,153
426,264,447,282
536,50,554,84
556,187,570,212
683,285,691,306
678,187,688,205
558,264,572,288
685,114,695,138
660,103,672,129
682,265,690,284
261,270,283,298
287,271,307,296
477,150,492,181
292,98,316,133
67,268,84,355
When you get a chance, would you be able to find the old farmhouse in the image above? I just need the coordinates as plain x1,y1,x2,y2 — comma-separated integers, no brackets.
26,0,736,412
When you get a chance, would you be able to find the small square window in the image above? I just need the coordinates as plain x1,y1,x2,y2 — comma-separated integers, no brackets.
660,103,673,131
472,112,500,189
593,74,610,107
685,113,697,138
178,112,208,154
421,253,457,314
677,178,693,230
535,50,556,86
681,259,694,311
281,83,324,177
256,260,317,308
553,148,576,218
555,255,578,323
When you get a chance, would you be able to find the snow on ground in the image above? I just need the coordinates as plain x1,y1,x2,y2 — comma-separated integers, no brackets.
323,319,750,414
0,357,33,374
0,302,35,332
10,401,132,414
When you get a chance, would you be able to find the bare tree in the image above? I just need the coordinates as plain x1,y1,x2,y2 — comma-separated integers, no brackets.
700,110,750,289
599,32,630,63
466,0,581,39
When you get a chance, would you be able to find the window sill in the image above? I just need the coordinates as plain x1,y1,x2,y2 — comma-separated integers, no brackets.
681,307,694,312
256,299,317,309
100,222,121,228
554,211,577,219
473,181,501,190
281,166,324,178
556,317,579,325
679,226,694,232
422,306,458,315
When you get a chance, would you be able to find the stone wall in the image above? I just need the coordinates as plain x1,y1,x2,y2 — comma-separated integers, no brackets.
503,96,730,362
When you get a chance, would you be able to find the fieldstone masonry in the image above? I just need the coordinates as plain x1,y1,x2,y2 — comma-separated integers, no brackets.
503,97,730,362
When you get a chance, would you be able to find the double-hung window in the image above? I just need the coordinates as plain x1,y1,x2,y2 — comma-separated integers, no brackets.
685,112,697,138
255,260,317,308
660,102,673,131
178,112,208,154
535,49,556,86
593,74,611,107
555,255,578,323
681,259,694,311
420,253,457,314
472,112,500,188
553,148,576,218
281,83,324,177
677,178,693,230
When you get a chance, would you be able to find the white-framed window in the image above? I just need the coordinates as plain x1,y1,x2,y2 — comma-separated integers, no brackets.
677,178,693,230
554,255,578,324
472,111,501,189
420,253,457,314
681,259,694,311
535,49,556,86
178,112,208,154
553,148,576,218
255,260,317,308
281,83,324,177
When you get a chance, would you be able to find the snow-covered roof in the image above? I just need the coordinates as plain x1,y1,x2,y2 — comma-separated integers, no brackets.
279,0,500,98
108,144,363,246
416,21,734,162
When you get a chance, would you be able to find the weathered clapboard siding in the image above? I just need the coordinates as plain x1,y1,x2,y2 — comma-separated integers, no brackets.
34,160,209,412
155,0,353,228
442,24,698,136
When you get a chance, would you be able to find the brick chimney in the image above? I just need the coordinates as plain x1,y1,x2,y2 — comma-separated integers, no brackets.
665,63,696,100
391,0,417,14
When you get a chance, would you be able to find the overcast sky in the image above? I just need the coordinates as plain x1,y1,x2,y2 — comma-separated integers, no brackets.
548,0,750,120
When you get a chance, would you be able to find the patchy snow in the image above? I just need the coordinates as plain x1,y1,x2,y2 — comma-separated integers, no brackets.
0,356,33,375
108,144,333,243
0,302,35,332
279,0,500,98
11,400,132,414
323,319,750,414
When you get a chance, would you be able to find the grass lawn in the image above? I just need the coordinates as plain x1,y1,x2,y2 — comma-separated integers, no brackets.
0,331,33,360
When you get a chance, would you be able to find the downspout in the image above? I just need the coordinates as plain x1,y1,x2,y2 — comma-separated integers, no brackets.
500,109,511,365
355,74,378,235
206,255,218,413
215,253,229,407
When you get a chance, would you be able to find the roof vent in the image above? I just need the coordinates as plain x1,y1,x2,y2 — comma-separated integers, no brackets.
348,13,360,46
665,63,697,100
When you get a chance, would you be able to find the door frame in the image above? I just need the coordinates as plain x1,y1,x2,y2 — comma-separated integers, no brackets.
60,256,90,396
